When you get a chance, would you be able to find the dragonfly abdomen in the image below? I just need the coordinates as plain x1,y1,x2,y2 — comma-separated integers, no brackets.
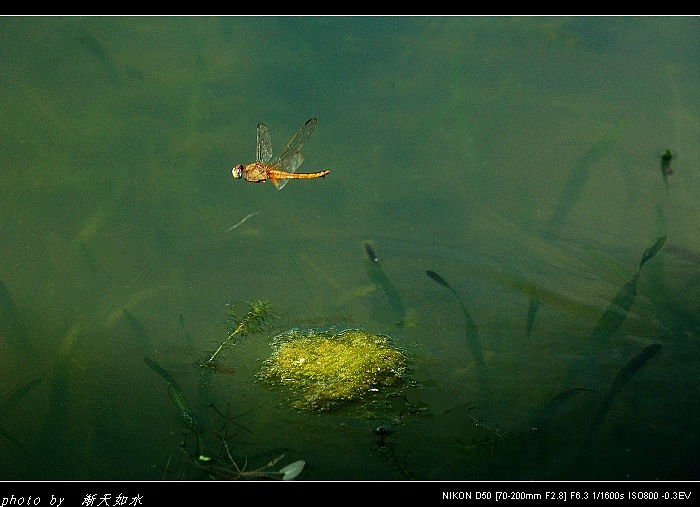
267,169,330,180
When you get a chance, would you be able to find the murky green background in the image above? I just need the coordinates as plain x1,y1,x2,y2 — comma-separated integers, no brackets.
1,16,698,481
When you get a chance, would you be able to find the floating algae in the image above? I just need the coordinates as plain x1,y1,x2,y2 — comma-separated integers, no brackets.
257,328,409,412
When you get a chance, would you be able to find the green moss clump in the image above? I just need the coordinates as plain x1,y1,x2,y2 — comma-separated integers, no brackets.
257,328,408,411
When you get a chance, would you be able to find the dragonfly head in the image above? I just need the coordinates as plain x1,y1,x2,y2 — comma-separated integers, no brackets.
232,165,244,179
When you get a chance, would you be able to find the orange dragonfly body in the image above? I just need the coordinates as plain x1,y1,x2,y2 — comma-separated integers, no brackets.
232,117,329,190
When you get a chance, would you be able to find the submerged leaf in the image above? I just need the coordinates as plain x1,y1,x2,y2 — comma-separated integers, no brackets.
279,460,305,480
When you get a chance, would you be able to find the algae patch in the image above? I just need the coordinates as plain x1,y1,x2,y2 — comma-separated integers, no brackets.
257,328,409,411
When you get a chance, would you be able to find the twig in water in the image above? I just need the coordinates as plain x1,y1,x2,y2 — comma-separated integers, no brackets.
225,211,261,232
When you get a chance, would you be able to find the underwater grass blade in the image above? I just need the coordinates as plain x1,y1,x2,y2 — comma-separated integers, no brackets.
572,343,663,475
660,149,673,184
364,243,405,326
589,276,640,345
640,235,667,269
426,269,451,289
426,269,489,404
206,300,272,366
0,422,28,453
524,123,626,340
225,210,261,232
0,377,42,414
0,378,42,453
144,356,206,458
542,122,625,241
563,236,667,388
524,279,539,339
123,308,152,354
364,242,379,262
0,278,32,354
426,270,478,333
143,356,182,391
531,387,594,463
525,300,538,339
590,235,667,345
36,320,82,476
607,343,663,397
167,383,205,456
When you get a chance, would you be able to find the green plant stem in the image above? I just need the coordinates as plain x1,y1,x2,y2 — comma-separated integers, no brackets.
207,323,243,364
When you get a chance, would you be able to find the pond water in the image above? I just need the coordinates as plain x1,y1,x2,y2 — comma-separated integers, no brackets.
0,16,698,481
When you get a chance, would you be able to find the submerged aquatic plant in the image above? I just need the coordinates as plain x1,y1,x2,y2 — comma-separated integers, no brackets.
175,402,304,481
189,440,305,480
205,300,272,367
147,351,305,481
258,328,409,411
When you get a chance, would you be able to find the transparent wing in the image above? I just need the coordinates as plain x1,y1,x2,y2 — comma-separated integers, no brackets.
269,118,317,168
273,152,304,190
256,123,273,163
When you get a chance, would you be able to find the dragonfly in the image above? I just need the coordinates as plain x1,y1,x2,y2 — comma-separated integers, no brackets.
232,117,329,190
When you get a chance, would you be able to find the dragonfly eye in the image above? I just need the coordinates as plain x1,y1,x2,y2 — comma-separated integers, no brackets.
232,165,243,179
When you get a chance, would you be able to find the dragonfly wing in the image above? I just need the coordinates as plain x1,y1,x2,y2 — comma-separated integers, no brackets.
256,123,273,163
273,152,304,190
270,118,317,167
